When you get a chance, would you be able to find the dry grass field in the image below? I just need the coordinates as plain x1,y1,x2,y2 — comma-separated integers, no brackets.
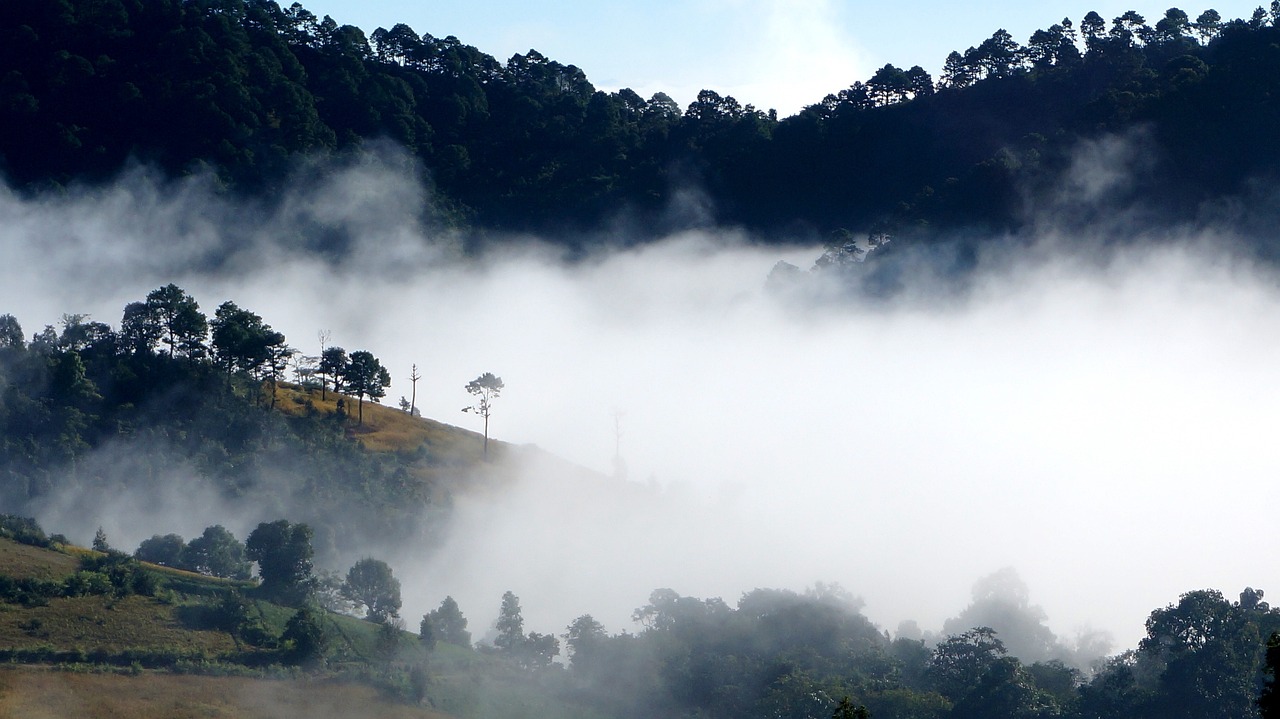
0,544,78,583
0,668,453,719
0,594,237,657
272,383,496,459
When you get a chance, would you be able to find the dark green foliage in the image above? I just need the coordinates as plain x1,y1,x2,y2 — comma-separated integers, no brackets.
1137,588,1280,719
927,626,1008,701
185,525,251,580
5,2,1280,249
344,351,390,425
0,515,50,547
245,519,314,606
1262,632,1280,718
423,595,470,648
0,575,65,605
341,557,401,623
78,551,157,598
281,606,328,666
0,287,437,581
832,696,871,719
494,590,524,653
134,533,186,567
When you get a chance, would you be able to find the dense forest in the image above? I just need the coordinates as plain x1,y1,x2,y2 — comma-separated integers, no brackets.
4,0,1280,252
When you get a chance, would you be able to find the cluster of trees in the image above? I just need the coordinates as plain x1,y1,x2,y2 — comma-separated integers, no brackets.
10,509,1280,718
135,525,251,579
5,1,1280,249
475,585,1280,719
0,286,429,567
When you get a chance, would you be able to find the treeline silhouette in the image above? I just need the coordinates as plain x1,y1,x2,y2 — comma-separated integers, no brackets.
3,1,1280,249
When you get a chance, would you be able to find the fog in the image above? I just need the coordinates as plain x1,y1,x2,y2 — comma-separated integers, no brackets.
2,148,1279,656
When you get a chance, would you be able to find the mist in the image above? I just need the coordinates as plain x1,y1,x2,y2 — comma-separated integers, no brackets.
2,147,1279,657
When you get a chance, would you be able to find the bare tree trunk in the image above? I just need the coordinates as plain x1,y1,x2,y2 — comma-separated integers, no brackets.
410,363,420,416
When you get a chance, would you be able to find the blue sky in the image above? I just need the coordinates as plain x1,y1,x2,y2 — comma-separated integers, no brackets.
297,1,1264,116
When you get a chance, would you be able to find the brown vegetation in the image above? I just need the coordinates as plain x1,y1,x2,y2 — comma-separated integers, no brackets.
0,668,453,719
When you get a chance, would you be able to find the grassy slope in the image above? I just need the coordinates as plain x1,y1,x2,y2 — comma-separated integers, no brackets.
272,383,494,459
0,391,615,718
0,669,452,719
271,383,527,502
0,538,608,719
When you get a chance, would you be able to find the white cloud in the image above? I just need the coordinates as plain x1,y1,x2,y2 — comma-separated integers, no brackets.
4,150,1279,656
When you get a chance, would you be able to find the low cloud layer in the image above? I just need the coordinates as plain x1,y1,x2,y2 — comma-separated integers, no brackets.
2,149,1278,654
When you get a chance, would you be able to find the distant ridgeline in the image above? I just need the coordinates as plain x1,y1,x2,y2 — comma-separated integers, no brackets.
2,1,1280,249
0,285,482,563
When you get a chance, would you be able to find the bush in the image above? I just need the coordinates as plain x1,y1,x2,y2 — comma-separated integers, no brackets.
62,571,113,597
0,515,50,547
281,607,328,667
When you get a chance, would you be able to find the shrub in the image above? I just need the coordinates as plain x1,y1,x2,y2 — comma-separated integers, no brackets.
0,515,50,547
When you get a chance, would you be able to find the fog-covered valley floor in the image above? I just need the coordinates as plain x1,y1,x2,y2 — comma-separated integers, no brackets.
4,150,1279,658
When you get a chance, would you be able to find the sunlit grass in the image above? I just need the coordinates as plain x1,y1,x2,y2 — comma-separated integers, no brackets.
0,540,79,581
272,383,499,462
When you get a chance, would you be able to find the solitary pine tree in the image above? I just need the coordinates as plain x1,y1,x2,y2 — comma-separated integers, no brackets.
463,372,503,458
495,590,524,652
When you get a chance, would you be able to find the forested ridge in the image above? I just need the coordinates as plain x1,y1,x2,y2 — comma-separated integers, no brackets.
0,284,501,566
4,0,1280,250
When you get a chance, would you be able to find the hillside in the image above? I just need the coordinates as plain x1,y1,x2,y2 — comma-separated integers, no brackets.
0,535,606,719
0,671,450,719
0,286,551,568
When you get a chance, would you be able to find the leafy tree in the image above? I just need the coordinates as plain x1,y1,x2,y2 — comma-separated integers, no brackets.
1154,8,1192,42
245,519,315,605
0,314,24,349
144,284,208,359
949,655,1050,719
495,590,524,652
345,350,391,425
928,626,1008,701
463,372,503,458
1081,11,1108,50
867,64,911,105
282,606,328,667
943,567,1058,664
941,50,977,89
92,527,109,552
520,631,560,670
210,301,284,377
342,557,402,623
319,346,348,401
134,534,186,567
425,595,471,647
564,613,606,665
1195,9,1223,43
185,525,251,579
1139,588,1277,719
119,302,161,355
